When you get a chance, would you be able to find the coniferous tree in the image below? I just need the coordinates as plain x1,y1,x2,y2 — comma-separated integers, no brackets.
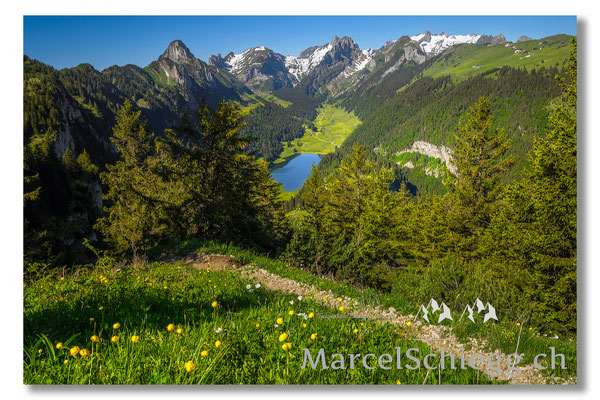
447,97,513,260
96,101,161,256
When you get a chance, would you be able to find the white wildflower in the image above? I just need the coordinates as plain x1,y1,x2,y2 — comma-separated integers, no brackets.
255,283,261,289
289,300,294,305
215,327,223,334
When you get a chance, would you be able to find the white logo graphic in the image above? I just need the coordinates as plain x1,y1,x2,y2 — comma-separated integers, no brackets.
415,298,498,324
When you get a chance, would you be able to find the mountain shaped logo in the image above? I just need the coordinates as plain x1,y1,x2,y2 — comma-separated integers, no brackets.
458,298,498,323
414,298,498,324
415,298,453,323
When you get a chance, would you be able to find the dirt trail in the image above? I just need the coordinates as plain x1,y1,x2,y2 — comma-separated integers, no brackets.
167,252,570,385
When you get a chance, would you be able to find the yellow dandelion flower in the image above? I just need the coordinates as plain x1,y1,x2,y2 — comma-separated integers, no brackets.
70,346,80,357
517,322,521,326
338,298,342,302
396,380,402,385
111,335,119,343
38,349,42,354
91,335,100,343
360,322,364,326
278,332,289,342
63,359,68,364
56,342,63,349
310,333,317,340
167,324,175,332
302,323,307,328
201,350,208,357
211,301,218,308
89,317,94,322
184,360,195,372
215,340,222,348
338,306,344,312
176,328,183,334
255,323,260,328
60,277,64,281
164,286,167,290
406,321,412,327
113,323,121,329
98,306,104,310
529,327,533,331
289,310,295,316
79,348,90,357
308,312,314,319
353,328,358,333
131,335,140,343
282,342,292,351
276,317,284,325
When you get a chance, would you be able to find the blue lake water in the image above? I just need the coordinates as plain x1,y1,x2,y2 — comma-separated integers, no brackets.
271,153,322,192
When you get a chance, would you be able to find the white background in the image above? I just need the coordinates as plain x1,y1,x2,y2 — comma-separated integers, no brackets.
1,1,597,399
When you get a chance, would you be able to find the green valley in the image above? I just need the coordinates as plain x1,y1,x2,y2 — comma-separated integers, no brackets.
273,105,361,166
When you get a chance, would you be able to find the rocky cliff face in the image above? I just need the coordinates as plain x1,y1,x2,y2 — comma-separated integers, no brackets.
146,40,248,110
397,140,457,174
476,33,507,46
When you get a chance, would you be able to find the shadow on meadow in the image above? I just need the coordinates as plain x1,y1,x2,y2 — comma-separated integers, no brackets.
24,273,269,349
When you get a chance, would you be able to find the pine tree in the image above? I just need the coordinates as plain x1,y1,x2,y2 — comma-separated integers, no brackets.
447,97,513,259
95,101,161,256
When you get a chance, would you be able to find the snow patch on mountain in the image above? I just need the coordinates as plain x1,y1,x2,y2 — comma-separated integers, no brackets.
411,32,481,55
284,43,333,80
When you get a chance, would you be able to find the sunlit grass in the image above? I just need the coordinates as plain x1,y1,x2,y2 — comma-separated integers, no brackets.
24,259,492,384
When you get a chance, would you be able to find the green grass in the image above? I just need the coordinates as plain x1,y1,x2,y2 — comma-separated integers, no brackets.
391,152,448,178
423,35,573,83
453,319,576,380
272,105,361,166
24,255,493,384
239,92,293,115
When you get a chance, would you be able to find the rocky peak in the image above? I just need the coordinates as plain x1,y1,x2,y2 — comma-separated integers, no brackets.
208,53,226,68
162,40,195,62
419,30,432,43
517,35,532,43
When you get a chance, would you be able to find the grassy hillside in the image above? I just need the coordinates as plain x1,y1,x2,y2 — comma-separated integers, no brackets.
423,35,573,82
25,252,490,384
24,239,576,384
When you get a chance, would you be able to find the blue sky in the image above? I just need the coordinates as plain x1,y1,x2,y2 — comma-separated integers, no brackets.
23,16,576,71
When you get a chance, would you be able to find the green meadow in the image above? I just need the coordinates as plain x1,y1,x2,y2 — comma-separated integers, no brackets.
423,35,572,82
273,104,361,166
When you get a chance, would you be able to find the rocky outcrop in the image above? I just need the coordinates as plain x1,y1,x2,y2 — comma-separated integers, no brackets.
517,35,532,43
397,140,457,174
161,40,195,62
476,33,507,46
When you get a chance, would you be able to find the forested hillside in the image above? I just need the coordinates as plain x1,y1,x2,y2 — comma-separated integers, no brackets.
23,31,577,341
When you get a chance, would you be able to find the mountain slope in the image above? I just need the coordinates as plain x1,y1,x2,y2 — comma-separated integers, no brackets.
209,47,298,91
145,40,249,109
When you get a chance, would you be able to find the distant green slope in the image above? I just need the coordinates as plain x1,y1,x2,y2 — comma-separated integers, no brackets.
423,34,573,82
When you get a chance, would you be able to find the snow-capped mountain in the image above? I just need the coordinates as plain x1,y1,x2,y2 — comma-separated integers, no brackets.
204,30,514,95
283,36,374,82
410,31,482,56
208,46,297,90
